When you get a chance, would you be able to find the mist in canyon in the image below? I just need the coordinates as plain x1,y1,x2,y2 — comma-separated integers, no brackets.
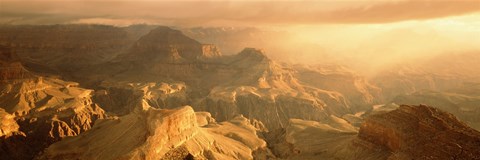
1,0,480,160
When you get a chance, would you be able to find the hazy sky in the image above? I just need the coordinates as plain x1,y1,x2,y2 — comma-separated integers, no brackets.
1,0,479,71
1,0,479,26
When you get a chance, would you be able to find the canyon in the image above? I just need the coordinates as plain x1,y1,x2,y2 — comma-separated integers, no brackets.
0,25,479,160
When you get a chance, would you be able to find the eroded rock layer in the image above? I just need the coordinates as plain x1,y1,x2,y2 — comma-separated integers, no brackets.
359,104,480,159
0,45,33,81
5,25,478,160
0,46,106,160
264,117,389,160
40,104,273,160
0,77,106,159
89,27,366,130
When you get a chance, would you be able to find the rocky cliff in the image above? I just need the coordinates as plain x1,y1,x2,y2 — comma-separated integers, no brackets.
0,46,106,159
120,26,221,63
39,104,273,160
88,27,356,130
0,77,106,159
264,117,389,160
0,45,33,81
359,104,480,159
0,109,19,137
263,104,480,159
93,81,189,115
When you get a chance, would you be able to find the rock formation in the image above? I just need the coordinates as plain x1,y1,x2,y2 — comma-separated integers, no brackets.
0,109,19,137
359,104,480,159
264,116,390,160
93,81,189,115
192,48,352,129
39,104,273,160
0,45,106,159
264,104,480,159
180,26,308,63
0,45,33,81
1,26,371,131
180,27,283,55
116,26,222,65
89,27,356,130
3,24,479,160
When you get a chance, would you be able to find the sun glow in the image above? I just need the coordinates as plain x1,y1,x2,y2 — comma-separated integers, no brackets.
282,13,480,70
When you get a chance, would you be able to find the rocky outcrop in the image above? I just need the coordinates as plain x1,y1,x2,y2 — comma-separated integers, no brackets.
0,45,33,81
39,104,273,160
93,81,189,115
0,47,106,159
263,105,480,159
120,26,221,63
359,104,480,159
0,77,106,160
200,87,349,129
0,109,19,137
93,27,229,89
201,44,222,59
264,117,389,160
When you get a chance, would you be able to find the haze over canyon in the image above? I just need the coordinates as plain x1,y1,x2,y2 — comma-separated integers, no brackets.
1,0,480,160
